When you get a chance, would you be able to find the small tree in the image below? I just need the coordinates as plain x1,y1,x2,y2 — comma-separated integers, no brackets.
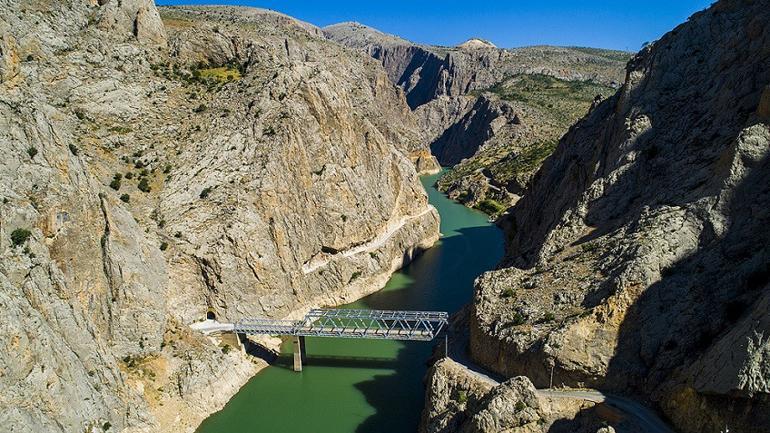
138,178,151,193
457,390,468,404
199,187,212,199
10,228,32,247
109,174,122,191
68,144,79,156
120,194,130,203
159,242,168,251
27,147,38,158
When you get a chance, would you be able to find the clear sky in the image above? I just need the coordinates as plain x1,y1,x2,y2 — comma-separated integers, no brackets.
156,0,714,52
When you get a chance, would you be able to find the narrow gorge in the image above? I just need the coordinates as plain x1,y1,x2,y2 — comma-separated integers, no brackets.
1,1,767,433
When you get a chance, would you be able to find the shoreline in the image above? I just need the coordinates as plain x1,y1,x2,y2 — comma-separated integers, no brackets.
159,201,442,433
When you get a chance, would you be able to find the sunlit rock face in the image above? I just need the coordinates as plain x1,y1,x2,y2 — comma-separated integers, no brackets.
0,2,438,432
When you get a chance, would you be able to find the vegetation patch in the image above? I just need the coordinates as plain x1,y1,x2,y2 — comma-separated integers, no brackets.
109,173,122,191
474,198,507,216
11,228,32,247
195,66,242,83
138,178,151,193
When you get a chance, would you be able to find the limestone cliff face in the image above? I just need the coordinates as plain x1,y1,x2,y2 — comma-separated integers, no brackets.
0,2,438,433
469,1,770,432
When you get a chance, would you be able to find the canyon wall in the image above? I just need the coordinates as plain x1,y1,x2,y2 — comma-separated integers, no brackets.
468,1,770,432
0,2,438,432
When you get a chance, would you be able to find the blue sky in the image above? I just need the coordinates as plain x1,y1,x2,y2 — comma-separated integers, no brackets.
156,0,714,51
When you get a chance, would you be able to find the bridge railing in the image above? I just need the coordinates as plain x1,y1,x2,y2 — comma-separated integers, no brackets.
233,309,448,341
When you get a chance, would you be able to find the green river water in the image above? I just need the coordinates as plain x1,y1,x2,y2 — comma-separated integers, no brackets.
197,171,504,433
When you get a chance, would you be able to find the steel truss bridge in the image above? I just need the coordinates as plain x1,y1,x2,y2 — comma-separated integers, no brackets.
195,309,449,371
234,308,449,341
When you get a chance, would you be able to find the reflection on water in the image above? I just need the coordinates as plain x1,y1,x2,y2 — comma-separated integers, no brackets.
196,171,503,433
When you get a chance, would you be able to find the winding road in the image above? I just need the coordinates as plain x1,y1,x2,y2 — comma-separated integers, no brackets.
538,389,676,433
450,357,676,433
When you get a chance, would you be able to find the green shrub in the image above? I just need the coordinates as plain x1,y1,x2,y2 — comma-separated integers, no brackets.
457,390,468,404
68,144,79,156
199,187,212,199
475,199,506,216
221,344,232,354
511,312,526,326
163,164,172,174
159,242,168,251
109,174,122,191
138,178,151,193
515,401,526,411
124,172,134,180
174,232,182,238
27,147,38,158
120,194,130,203
543,312,556,322
10,228,31,247
501,287,515,298
193,104,207,113
102,421,112,431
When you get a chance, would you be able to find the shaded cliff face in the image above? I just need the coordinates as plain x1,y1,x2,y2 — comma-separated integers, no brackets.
0,3,438,433
470,1,770,432
435,76,614,215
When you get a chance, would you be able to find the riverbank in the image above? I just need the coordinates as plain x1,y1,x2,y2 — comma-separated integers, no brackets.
194,171,504,433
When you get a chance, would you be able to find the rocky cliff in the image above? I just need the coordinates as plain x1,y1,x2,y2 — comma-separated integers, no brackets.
0,2,439,433
324,22,628,216
420,359,629,433
468,1,770,432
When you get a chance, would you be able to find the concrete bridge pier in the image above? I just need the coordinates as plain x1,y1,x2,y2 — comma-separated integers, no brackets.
292,336,307,372
221,332,245,353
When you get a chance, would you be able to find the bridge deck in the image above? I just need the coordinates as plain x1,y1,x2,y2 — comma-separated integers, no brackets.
230,308,449,341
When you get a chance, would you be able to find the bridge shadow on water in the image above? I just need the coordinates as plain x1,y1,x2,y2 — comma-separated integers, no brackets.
272,353,402,371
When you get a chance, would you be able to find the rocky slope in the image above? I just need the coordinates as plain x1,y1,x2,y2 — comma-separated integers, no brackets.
0,2,439,433
468,1,770,432
324,22,628,216
420,359,632,433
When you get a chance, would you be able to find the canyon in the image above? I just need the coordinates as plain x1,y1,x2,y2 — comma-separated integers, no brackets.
1,1,768,433
325,22,630,215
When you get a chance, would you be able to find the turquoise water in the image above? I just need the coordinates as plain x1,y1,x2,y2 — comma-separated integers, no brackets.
196,171,503,433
